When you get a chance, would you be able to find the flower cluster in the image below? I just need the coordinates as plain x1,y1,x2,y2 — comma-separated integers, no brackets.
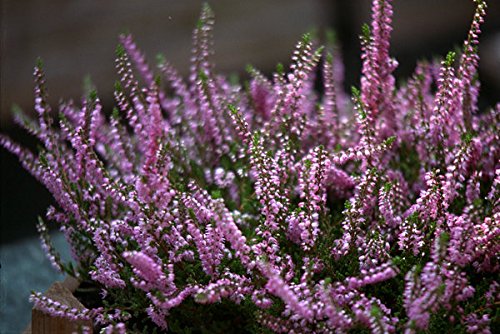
2,1,498,332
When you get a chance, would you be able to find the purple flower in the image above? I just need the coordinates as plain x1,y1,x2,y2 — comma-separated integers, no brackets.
1,0,495,331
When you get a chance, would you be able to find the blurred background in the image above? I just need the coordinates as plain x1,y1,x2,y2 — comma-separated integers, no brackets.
0,0,499,332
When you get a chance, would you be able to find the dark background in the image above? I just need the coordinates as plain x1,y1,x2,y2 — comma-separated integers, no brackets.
1,0,499,244
0,1,499,332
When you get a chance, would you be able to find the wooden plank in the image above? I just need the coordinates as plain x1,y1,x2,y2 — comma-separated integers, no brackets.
28,277,92,334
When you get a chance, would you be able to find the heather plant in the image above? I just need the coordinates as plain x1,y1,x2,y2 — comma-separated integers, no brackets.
2,0,499,333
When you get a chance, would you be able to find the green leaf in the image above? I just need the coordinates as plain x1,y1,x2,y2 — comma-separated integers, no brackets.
325,52,333,64
304,159,312,169
211,189,222,199
445,51,456,67
439,232,450,248
198,69,209,83
114,80,123,92
383,182,393,192
461,132,473,144
39,152,49,167
302,32,312,45
385,136,396,146
276,63,284,75
228,104,238,116
35,57,44,69
370,305,381,318
112,107,120,120
156,53,166,65
115,44,126,58
361,23,371,43
88,89,98,102
351,86,361,99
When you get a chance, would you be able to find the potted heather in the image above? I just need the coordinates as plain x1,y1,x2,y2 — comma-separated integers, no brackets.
2,0,498,333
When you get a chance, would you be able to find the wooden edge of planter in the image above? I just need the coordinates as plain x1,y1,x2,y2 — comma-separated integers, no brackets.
23,276,93,334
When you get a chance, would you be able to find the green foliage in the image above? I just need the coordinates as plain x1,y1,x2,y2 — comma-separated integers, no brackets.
445,51,456,67
361,23,371,44
168,298,259,334
392,143,421,185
